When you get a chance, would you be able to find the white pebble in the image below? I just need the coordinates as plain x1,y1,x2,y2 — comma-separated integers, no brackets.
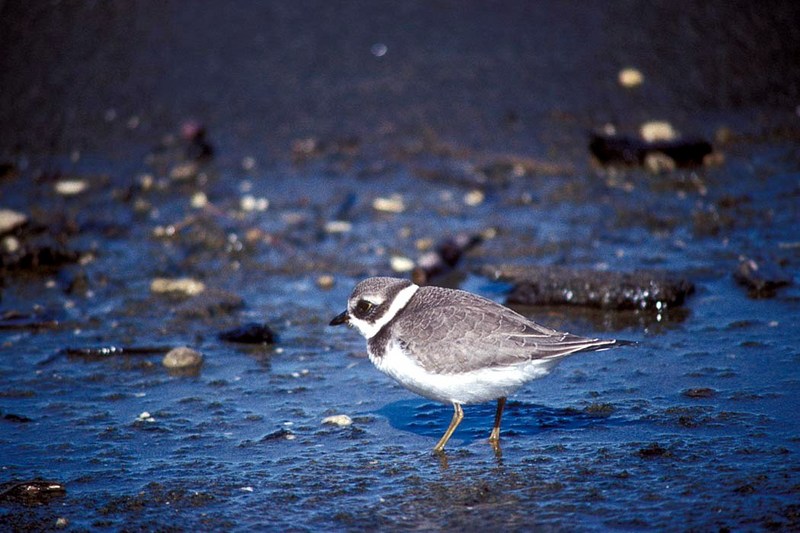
390,255,415,273
640,121,678,142
54,179,88,196
373,194,405,213
322,414,353,427
190,191,208,208
618,67,644,88
464,189,485,206
324,220,352,234
240,194,269,212
150,277,206,296
0,209,27,233
163,346,203,369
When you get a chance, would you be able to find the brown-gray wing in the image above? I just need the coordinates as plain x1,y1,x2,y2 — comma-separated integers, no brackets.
392,287,615,374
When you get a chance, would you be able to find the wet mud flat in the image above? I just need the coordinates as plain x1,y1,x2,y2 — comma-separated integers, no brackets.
2,1,800,531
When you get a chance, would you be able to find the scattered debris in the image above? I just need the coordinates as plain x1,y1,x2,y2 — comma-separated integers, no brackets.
482,265,694,310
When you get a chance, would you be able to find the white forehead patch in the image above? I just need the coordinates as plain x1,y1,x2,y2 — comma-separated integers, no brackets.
348,283,419,339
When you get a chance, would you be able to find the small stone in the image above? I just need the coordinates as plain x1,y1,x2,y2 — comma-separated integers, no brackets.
390,255,415,273
464,189,485,206
618,67,644,88
324,220,352,234
150,277,206,296
169,161,199,181
322,414,353,427
190,191,208,208
163,346,203,369
640,121,678,142
373,194,405,213
240,194,269,212
242,156,257,171
55,517,69,528
54,179,88,196
137,411,154,422
0,208,27,234
644,152,677,173
1,235,19,253
317,274,335,290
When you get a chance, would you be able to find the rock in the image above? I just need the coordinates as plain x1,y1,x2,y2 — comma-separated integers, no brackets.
218,323,275,344
0,209,27,234
322,414,353,427
734,257,792,298
482,265,694,310
0,479,66,504
590,132,713,167
162,346,203,369
150,277,206,296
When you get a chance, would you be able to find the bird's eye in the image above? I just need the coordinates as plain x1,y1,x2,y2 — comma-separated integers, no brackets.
354,300,374,316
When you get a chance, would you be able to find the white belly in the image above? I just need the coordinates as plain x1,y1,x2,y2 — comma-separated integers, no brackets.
369,341,555,405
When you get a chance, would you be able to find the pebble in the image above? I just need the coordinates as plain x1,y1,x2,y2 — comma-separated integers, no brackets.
54,179,88,196
322,414,353,427
169,161,199,181
390,255,415,273
0,208,27,234
316,274,335,290
324,220,352,234
137,411,155,422
463,189,485,206
150,277,206,296
2,236,20,253
640,120,678,142
618,67,644,88
644,152,677,173
190,191,208,208
373,194,405,213
162,346,203,369
240,194,269,212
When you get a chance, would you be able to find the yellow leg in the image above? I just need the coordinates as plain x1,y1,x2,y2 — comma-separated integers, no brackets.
433,403,463,452
488,397,506,444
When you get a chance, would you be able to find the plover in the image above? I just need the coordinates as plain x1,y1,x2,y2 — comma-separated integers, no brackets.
330,277,623,452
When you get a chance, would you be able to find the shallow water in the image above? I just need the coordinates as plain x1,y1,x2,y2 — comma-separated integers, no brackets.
2,130,799,530
2,2,800,530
